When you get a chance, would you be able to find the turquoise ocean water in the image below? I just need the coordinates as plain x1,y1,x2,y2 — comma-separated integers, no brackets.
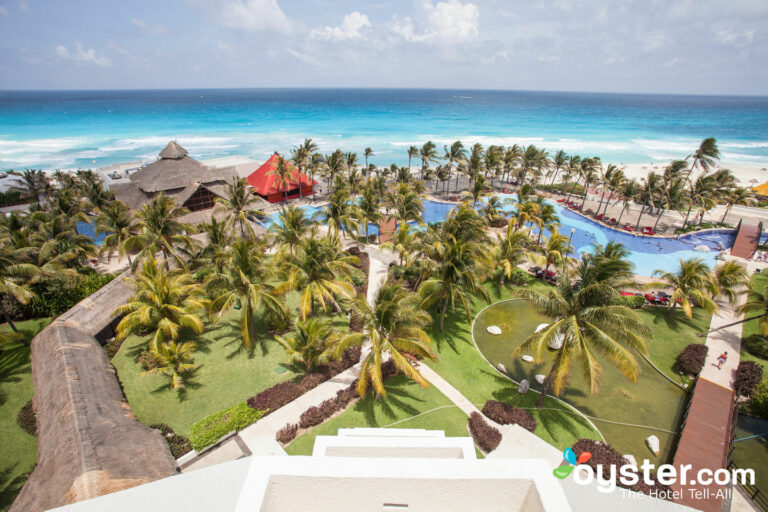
1,88,767,171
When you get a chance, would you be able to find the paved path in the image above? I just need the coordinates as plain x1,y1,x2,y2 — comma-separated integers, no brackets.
700,297,745,388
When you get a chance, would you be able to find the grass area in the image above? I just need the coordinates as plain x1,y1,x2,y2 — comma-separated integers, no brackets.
731,415,768,495
741,273,768,373
423,280,600,453
112,291,347,437
285,375,473,456
0,317,52,512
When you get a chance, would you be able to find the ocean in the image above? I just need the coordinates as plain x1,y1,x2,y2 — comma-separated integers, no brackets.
1,88,767,171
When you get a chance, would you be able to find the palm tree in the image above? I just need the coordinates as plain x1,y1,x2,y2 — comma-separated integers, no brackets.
534,232,573,273
124,193,197,271
518,145,542,187
332,282,436,397
444,141,467,192
512,254,650,407
701,273,768,336
0,249,40,331
713,260,749,305
510,200,541,231
495,223,534,285
276,317,335,373
615,179,637,226
269,205,316,254
268,154,296,205
579,158,599,210
682,174,718,230
549,150,568,186
96,200,135,265
382,222,418,267
418,235,490,331
720,187,755,224
215,177,261,238
363,147,374,176
419,141,440,180
290,138,318,199
358,183,383,241
114,258,206,352
279,234,359,320
469,174,490,207
141,340,197,392
206,239,288,349
564,155,583,203
315,187,359,238
650,258,718,317
11,169,50,207
407,146,419,174
389,183,424,225
32,212,97,268
323,149,346,192
686,137,720,177
635,172,662,232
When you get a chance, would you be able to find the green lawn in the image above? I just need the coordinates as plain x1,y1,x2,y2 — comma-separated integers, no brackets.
0,318,52,512
112,291,348,437
741,273,768,373
423,280,600,453
285,375,473,456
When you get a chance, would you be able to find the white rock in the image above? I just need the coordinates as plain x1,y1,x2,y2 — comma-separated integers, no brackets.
487,325,502,335
535,323,549,333
535,374,546,384
694,245,710,253
646,435,660,454
623,454,638,469
518,379,530,394
522,355,534,363
497,363,506,373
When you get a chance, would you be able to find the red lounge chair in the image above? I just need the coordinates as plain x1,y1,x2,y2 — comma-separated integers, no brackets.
622,225,634,232
609,218,617,224
558,198,566,203
619,291,635,297
595,213,604,220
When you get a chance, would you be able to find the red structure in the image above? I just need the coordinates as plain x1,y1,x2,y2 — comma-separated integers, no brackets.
246,153,316,203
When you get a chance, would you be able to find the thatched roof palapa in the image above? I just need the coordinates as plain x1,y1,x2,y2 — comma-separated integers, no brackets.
10,271,177,512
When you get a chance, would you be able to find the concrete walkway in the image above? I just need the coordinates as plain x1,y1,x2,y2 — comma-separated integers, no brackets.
700,296,745,389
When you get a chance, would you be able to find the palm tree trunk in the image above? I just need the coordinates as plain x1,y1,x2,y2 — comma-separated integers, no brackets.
635,201,647,231
549,169,559,186
566,178,579,203
581,181,590,209
536,366,557,408
596,190,606,215
653,208,664,232
699,314,764,336
720,205,731,224
2,304,18,332
682,204,694,230
439,301,448,332
617,205,626,226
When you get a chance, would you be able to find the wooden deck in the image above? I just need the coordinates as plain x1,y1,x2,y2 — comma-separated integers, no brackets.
378,217,397,244
671,378,735,511
731,219,762,259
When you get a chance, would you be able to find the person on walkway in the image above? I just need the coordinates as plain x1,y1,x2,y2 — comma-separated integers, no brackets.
715,351,728,369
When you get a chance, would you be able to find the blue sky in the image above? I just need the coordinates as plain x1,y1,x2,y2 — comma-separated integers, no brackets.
1,0,766,94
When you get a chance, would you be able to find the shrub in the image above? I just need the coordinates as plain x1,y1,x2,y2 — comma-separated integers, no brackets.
103,337,123,359
17,400,36,436
276,423,299,444
745,379,768,420
734,361,763,398
676,344,708,375
481,400,537,432
488,217,507,228
743,334,768,360
247,381,303,415
298,406,326,429
189,402,264,451
619,295,645,309
20,272,116,319
299,372,328,392
468,412,501,452
572,439,670,498
138,350,160,371
150,423,193,458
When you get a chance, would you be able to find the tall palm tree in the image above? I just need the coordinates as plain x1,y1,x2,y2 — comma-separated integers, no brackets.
389,182,424,225
290,138,318,199
11,169,50,208
720,186,755,224
269,205,316,255
650,258,718,317
615,178,637,226
653,161,687,231
701,273,768,335
469,174,490,207
419,141,440,180
32,212,97,268
418,235,490,331
278,234,359,320
407,146,419,174
206,239,288,349
315,187,359,238
114,258,206,352
332,282,436,397
534,232,573,273
495,222,534,285
510,200,541,231
323,149,346,192
549,150,568,186
276,317,335,373
215,177,261,238
518,145,541,187
363,147,374,176
713,260,750,305
268,154,296,205
686,137,720,177
444,141,467,192
564,155,583,203
682,174,718,229
635,172,662,232
0,249,41,331
513,254,649,407
382,222,418,267
141,340,197,392
358,183,383,241
96,200,135,265
124,193,197,271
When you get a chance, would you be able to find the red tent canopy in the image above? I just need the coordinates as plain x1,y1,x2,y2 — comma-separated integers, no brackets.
246,153,316,198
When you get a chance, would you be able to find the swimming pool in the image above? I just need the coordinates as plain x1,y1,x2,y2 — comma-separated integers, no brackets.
75,221,106,246
261,197,753,277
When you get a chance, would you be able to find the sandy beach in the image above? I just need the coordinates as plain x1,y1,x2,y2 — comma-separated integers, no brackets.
610,161,768,186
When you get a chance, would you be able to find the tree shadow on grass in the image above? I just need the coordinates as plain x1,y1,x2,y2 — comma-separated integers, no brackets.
148,366,203,401
645,308,702,333
355,377,424,427
0,344,31,405
0,463,31,512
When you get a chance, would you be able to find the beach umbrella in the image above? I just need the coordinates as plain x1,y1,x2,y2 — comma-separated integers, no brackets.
749,178,759,185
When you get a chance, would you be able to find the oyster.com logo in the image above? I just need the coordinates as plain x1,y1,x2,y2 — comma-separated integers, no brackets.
552,448,591,479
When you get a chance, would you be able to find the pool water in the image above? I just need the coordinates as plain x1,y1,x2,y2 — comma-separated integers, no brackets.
75,221,106,246
260,196,753,277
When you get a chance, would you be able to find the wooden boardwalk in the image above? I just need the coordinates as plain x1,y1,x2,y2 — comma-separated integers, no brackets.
731,219,762,259
671,378,735,511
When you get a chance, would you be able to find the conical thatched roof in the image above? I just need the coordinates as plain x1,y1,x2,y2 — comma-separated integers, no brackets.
158,141,188,160
10,271,177,512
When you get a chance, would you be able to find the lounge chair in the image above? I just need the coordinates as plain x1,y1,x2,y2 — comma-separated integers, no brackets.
622,225,634,232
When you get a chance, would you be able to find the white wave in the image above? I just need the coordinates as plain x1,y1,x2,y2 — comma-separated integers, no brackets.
720,141,768,149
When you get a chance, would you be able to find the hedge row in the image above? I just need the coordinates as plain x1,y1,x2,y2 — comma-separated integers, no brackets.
618,294,645,309
4,272,116,320
247,347,361,416
734,361,763,398
150,423,193,458
481,400,537,432
743,334,768,360
468,412,502,453
676,344,708,376
189,402,264,451
572,438,671,498
276,360,398,445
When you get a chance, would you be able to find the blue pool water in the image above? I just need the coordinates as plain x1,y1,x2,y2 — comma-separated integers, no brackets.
75,221,106,246
260,197,755,277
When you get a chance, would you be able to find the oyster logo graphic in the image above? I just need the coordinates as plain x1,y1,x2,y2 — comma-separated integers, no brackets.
553,447,592,479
